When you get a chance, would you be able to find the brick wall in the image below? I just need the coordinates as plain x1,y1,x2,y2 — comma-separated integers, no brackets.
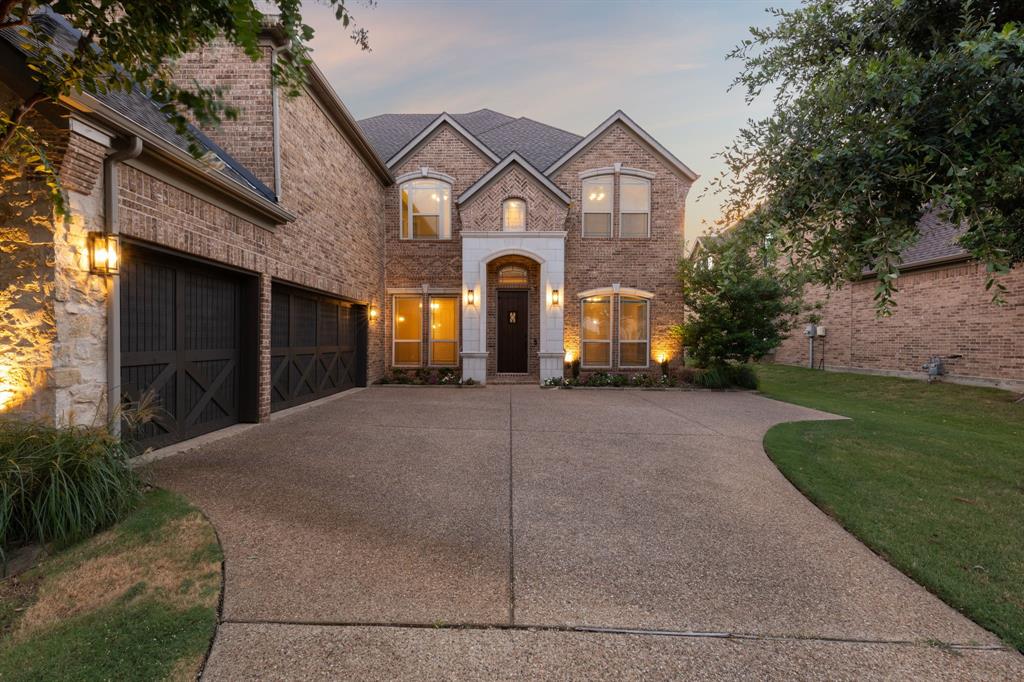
774,262,1024,385
383,125,495,368
172,38,276,191
118,54,388,411
459,166,567,232
552,122,692,375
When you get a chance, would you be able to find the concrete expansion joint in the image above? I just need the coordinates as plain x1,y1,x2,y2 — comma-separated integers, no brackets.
216,619,1011,652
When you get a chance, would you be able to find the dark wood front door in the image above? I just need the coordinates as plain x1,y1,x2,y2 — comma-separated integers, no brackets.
497,290,529,373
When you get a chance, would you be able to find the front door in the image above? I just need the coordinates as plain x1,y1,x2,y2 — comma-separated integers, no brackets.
497,290,529,373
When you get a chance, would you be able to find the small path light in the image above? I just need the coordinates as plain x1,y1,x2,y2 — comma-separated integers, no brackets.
88,232,119,275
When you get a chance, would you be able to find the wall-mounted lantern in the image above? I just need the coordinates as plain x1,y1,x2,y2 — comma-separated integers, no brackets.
466,289,475,306
88,232,119,275
369,306,379,321
551,288,560,306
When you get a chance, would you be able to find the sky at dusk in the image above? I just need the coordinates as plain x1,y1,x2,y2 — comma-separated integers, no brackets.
304,0,801,245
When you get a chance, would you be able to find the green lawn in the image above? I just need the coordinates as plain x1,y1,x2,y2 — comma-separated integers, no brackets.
0,489,222,681
757,365,1024,651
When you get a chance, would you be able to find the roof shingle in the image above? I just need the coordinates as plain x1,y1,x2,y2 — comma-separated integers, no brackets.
357,109,583,171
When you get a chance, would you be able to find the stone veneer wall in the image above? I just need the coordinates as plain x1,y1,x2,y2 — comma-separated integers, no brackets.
552,122,691,375
1,76,111,425
773,262,1024,388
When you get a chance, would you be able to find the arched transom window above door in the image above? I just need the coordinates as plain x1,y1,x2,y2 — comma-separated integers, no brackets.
497,265,529,287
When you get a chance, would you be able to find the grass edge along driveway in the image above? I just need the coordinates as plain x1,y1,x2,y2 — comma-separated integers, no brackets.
0,489,222,681
757,364,1023,652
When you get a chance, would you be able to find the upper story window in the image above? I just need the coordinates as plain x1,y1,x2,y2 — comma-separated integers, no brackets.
503,199,526,231
619,176,650,238
401,179,451,239
582,176,612,238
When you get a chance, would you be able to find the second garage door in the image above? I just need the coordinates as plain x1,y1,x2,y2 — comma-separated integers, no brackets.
271,283,367,411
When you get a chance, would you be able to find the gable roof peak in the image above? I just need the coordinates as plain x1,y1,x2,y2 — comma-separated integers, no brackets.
545,110,699,181
458,152,571,206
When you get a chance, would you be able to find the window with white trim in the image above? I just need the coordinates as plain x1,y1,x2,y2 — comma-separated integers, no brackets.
619,176,650,238
582,176,612,237
400,179,451,239
618,296,649,367
581,295,612,367
503,198,526,231
393,296,422,365
429,296,459,366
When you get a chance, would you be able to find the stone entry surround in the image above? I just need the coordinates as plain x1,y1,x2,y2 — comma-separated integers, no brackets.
461,232,565,385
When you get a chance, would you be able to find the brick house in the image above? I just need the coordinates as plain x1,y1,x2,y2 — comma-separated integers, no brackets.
0,11,696,448
770,213,1024,391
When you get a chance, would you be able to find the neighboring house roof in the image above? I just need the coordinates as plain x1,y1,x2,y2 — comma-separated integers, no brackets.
898,209,968,268
358,109,583,172
0,8,277,202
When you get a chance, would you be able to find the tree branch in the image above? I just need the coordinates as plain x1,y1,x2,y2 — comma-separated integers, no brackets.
0,0,30,29
0,91,47,152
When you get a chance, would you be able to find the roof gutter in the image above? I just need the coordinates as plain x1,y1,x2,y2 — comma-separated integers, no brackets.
62,92,297,225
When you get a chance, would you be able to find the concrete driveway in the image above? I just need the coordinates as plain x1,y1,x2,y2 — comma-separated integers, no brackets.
148,386,1023,680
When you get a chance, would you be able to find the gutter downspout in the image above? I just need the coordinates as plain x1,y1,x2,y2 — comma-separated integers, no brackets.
270,45,286,199
104,135,143,434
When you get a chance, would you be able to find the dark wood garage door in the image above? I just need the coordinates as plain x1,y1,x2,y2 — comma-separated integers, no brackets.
270,283,367,411
120,244,258,449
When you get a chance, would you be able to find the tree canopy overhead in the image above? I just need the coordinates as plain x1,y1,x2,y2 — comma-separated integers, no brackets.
715,0,1024,309
0,0,369,194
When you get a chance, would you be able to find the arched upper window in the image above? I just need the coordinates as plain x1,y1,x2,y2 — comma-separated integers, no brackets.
502,198,526,231
400,179,451,239
497,265,529,287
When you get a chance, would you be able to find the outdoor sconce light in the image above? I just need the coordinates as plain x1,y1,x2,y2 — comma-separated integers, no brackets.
88,232,119,275
551,289,560,306
369,306,379,321
466,289,475,306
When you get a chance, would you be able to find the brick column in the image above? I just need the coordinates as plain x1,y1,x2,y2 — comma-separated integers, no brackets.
257,272,272,421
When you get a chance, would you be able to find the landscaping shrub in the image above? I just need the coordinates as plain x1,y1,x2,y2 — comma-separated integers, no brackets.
0,421,140,558
691,364,759,389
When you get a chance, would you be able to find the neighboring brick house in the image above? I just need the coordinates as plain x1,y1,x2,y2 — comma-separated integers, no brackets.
771,214,1024,390
0,10,696,448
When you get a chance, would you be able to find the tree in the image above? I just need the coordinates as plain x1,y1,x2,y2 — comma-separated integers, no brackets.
713,0,1024,309
675,231,800,369
0,0,370,205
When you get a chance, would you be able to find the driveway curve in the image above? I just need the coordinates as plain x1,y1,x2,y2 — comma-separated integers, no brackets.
147,386,1023,680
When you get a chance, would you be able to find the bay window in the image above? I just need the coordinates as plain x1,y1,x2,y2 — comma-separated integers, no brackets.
581,295,612,367
401,179,451,239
